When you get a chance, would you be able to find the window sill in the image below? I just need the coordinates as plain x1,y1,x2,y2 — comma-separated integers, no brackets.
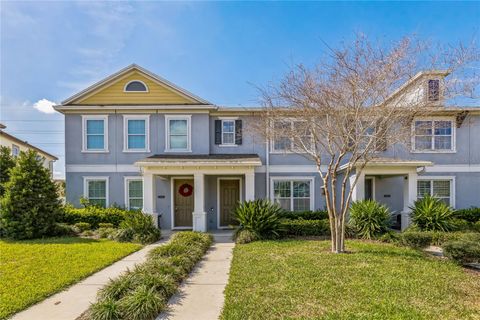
410,150,456,154
123,149,151,153
81,150,109,153
270,151,310,154
164,149,192,153
218,144,238,148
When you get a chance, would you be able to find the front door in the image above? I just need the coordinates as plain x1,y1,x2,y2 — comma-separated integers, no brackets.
174,179,194,228
365,178,374,201
219,179,240,228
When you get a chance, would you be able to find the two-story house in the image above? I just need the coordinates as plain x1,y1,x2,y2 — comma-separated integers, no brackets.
54,64,480,231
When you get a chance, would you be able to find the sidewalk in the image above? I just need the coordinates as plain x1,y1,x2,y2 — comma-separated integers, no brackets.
11,232,172,320
157,232,235,320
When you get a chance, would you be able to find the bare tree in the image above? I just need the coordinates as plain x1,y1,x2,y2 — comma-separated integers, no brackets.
255,35,478,253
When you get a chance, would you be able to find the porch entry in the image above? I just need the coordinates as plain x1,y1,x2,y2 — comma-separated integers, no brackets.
174,178,194,228
218,178,241,228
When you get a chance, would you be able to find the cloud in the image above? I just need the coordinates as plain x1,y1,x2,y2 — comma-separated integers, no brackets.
33,99,57,114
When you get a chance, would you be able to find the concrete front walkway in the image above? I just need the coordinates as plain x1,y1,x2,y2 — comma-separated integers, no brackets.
157,232,235,320
11,233,172,320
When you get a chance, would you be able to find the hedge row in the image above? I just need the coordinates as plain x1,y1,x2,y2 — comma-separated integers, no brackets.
280,219,330,236
454,207,480,223
87,231,213,320
58,206,128,228
281,210,328,220
387,231,480,248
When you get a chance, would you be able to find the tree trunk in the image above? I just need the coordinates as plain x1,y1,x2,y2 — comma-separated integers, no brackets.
334,217,344,253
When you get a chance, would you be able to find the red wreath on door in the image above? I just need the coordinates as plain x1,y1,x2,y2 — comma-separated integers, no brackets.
178,183,193,197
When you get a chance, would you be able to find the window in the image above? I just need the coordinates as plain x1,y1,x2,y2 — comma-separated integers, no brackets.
82,115,108,152
125,178,143,210
272,120,313,152
428,79,440,101
272,178,313,211
413,119,454,152
166,115,191,151
222,120,235,145
417,178,453,206
84,177,108,207
12,144,19,157
123,115,149,152
124,80,148,92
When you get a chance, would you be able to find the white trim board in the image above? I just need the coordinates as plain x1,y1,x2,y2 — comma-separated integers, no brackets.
67,164,140,173
424,165,480,173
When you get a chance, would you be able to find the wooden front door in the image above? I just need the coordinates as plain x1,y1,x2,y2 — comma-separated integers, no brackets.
219,179,240,227
174,179,194,228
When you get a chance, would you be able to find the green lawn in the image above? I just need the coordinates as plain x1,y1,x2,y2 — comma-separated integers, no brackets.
0,237,141,319
222,240,480,320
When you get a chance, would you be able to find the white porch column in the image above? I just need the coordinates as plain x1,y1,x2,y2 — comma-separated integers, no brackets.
349,171,365,202
401,171,418,230
142,172,158,227
193,172,207,232
245,172,255,201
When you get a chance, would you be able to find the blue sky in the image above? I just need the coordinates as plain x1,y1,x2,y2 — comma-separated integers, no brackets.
1,1,479,178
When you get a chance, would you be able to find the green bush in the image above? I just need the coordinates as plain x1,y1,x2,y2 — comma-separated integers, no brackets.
280,219,330,237
453,207,480,223
89,232,212,320
348,200,392,239
233,200,284,240
99,223,115,229
0,150,62,239
115,211,161,244
97,227,117,239
397,232,433,248
74,222,91,232
281,210,328,220
234,229,259,244
410,195,455,232
59,205,127,228
0,146,16,197
52,223,76,237
443,240,480,264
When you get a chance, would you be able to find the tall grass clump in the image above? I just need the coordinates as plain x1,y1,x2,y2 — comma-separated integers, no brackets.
348,200,392,239
410,194,455,232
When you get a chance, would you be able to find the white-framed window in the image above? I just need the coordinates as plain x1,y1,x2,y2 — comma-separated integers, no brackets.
412,118,455,152
221,119,236,145
124,80,148,92
270,177,314,211
83,177,109,207
165,115,191,152
82,115,108,152
271,120,313,153
125,177,143,210
12,144,20,157
417,177,455,207
123,115,150,152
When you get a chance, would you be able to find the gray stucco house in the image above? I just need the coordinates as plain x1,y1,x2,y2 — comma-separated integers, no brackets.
54,64,480,231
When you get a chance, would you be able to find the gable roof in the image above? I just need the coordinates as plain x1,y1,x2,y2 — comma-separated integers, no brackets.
61,64,212,105
0,130,58,160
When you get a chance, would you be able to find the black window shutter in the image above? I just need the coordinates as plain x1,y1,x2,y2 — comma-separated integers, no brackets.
214,120,222,145
235,120,243,145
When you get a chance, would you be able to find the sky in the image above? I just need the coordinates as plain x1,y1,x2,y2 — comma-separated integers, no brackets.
1,1,479,179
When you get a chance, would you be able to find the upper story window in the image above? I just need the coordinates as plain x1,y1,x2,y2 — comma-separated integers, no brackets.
84,177,109,207
12,144,19,157
214,119,243,146
271,120,313,153
124,80,148,92
428,79,440,101
413,118,455,152
82,115,108,152
123,115,150,152
271,178,313,211
165,115,191,152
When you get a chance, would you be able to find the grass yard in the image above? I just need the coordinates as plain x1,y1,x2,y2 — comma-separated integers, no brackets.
0,237,141,319
222,240,480,320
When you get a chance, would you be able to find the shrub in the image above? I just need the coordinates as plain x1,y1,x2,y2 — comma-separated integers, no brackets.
443,240,480,264
451,219,473,231
397,231,433,248
348,200,392,239
0,146,16,197
74,222,92,232
0,150,62,239
280,219,330,237
52,223,76,237
233,200,284,240
89,232,212,320
99,223,114,229
453,207,480,223
281,210,328,220
97,227,117,239
234,229,259,244
59,205,127,228
378,231,399,243
116,211,161,244
410,195,455,232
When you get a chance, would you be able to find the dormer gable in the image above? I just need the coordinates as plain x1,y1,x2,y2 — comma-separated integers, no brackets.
62,64,211,106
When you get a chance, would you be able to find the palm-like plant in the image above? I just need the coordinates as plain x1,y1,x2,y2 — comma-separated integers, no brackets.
410,194,455,232
349,200,392,239
233,200,284,240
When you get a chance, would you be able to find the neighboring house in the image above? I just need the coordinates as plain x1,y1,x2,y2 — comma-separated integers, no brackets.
54,64,480,231
0,123,58,175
